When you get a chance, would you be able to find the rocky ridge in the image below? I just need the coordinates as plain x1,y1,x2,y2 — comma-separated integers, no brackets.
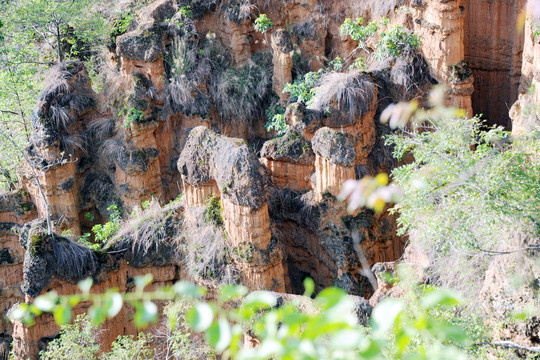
0,0,537,358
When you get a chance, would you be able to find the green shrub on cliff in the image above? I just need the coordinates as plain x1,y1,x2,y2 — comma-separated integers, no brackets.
39,315,100,360
386,110,540,294
340,17,421,61
19,273,472,360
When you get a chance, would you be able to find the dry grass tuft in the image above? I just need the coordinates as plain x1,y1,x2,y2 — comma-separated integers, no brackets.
84,118,116,142
309,70,376,122
210,54,273,125
60,134,88,155
52,236,98,281
113,199,172,255
176,207,239,286
41,66,72,99
101,65,133,110
222,0,256,23
163,36,212,118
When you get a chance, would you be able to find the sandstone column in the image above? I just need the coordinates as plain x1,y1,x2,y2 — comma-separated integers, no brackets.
271,29,294,101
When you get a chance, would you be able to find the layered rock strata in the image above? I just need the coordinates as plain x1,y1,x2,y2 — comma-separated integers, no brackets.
311,127,357,201
411,0,474,114
464,0,528,127
10,204,183,359
259,128,315,191
0,192,36,360
4,0,539,358
178,126,287,292
271,29,294,100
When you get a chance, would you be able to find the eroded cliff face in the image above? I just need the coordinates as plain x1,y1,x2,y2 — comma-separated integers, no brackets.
464,0,527,128
1,0,538,358
0,192,36,359
510,0,540,135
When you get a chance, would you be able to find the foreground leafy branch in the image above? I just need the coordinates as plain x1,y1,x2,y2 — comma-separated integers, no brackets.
10,269,483,360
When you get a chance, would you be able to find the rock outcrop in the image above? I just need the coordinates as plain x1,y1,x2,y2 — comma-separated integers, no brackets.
510,1,540,136
0,191,36,360
271,29,294,100
260,128,315,191
411,0,474,114
464,0,528,127
178,126,287,292
2,0,539,358
311,127,357,200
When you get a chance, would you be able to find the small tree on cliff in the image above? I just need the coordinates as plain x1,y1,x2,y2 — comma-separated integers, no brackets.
0,0,106,190
1,0,107,63
254,14,274,55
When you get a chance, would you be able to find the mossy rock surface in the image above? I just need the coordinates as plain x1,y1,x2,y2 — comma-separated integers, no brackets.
271,29,294,53
21,219,100,298
311,127,356,166
0,248,14,265
0,190,35,215
260,129,315,165
178,126,266,209
113,146,160,175
0,222,21,235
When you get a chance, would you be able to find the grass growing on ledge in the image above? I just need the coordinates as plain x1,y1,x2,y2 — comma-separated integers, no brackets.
203,194,224,228
178,200,239,286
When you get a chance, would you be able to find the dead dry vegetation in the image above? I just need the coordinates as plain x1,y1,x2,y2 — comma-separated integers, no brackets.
100,197,240,287
309,70,377,122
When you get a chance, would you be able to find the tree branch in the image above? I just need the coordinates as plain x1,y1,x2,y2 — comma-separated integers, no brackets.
477,341,540,353
0,110,19,116
0,130,54,237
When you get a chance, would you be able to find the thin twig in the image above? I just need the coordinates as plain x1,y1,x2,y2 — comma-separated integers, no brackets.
476,341,540,353
0,130,55,238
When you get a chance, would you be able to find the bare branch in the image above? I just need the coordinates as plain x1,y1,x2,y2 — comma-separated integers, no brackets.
477,341,540,353
0,110,19,116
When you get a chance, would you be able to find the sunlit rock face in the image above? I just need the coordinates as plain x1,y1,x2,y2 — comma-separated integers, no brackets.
178,126,287,292
3,0,540,358
464,0,528,128
510,1,540,136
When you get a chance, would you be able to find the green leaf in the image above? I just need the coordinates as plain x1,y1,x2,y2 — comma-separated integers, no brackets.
67,295,81,307
107,293,123,318
330,329,363,350
219,284,248,302
143,301,158,322
78,278,93,294
244,291,277,307
439,324,469,344
303,278,315,297
206,318,232,353
53,305,72,326
421,289,464,309
241,291,277,316
359,339,382,359
34,293,57,312
371,299,403,336
188,302,214,332
8,306,27,323
133,274,153,292
314,287,347,309
173,281,205,298
133,301,158,329
258,339,283,358
88,304,107,325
